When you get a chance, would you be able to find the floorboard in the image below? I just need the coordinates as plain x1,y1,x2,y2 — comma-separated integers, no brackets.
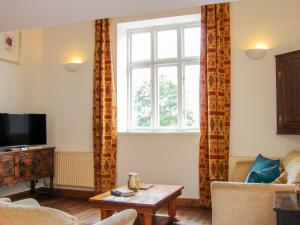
39,197,212,225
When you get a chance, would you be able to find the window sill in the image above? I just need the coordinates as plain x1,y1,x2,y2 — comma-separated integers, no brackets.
117,130,200,136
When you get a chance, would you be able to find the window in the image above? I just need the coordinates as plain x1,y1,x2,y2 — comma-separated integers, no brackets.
117,14,200,132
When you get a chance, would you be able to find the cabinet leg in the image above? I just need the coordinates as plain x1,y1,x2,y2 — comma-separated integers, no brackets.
30,180,36,195
50,176,54,194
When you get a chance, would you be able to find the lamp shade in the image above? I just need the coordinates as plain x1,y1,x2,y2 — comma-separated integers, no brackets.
246,48,267,60
65,62,81,72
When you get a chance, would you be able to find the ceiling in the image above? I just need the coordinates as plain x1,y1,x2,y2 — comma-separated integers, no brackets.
0,0,237,32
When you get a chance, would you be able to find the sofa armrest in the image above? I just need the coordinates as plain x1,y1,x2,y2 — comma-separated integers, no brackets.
211,181,294,225
0,201,78,225
0,198,11,203
12,198,40,207
93,209,137,225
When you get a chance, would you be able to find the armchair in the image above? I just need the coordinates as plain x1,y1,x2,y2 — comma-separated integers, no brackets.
0,198,137,225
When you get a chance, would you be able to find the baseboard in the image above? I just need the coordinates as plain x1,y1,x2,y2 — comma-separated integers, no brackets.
176,198,201,207
53,187,94,199
7,187,93,200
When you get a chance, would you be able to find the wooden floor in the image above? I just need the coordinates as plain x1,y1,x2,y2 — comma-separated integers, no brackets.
39,197,212,225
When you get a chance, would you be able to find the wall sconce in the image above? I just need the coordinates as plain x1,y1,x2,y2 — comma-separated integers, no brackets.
245,43,269,60
65,59,82,72
246,49,267,60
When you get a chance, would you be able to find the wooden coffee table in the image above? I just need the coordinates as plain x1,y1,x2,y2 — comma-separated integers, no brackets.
89,184,184,225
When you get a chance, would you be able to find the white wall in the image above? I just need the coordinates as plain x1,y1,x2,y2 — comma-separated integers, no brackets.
0,29,42,113
230,0,300,157
116,133,199,198
41,22,94,152
0,28,43,196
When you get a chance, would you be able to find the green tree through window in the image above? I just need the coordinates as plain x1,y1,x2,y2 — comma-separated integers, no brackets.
134,78,195,128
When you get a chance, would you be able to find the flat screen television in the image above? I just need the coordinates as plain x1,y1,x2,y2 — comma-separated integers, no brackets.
0,113,46,147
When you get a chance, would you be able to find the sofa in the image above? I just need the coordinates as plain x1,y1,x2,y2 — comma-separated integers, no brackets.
0,197,137,225
211,151,300,225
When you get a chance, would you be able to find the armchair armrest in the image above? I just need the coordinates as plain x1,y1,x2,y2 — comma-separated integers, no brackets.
93,209,137,225
211,181,294,225
0,201,78,225
0,198,11,203
12,198,40,207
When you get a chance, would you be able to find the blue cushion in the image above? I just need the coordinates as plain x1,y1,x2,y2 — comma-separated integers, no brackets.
247,165,280,183
245,154,280,182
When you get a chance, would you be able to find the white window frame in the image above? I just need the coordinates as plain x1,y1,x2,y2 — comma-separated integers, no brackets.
127,21,200,132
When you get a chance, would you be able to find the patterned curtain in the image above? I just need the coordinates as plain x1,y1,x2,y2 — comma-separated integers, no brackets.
93,19,117,194
199,3,231,207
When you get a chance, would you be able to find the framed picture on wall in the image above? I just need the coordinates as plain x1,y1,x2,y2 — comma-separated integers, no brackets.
0,31,21,64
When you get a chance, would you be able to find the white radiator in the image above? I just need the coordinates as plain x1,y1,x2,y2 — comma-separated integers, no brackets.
54,152,94,188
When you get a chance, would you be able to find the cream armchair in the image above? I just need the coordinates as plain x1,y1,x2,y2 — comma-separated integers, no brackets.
0,198,137,225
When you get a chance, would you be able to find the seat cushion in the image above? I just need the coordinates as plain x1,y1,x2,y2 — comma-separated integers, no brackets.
247,165,280,183
245,154,280,182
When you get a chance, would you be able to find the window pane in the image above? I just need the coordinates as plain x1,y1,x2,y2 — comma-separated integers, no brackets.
184,64,200,128
158,66,178,127
184,26,200,57
131,68,152,128
157,29,177,59
131,32,151,62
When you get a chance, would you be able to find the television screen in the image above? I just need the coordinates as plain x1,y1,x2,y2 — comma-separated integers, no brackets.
0,113,46,147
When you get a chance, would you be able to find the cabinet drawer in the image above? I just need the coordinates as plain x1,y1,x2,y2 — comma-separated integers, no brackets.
0,154,18,186
34,150,53,178
19,152,35,178
19,149,54,179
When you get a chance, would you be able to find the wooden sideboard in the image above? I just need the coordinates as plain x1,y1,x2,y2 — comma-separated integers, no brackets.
274,192,300,225
0,147,55,195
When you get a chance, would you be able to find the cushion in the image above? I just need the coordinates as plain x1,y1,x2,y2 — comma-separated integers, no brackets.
245,154,280,182
247,165,280,183
273,171,288,184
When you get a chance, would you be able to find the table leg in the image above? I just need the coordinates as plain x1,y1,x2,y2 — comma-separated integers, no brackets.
100,209,114,220
168,199,178,222
143,213,153,225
